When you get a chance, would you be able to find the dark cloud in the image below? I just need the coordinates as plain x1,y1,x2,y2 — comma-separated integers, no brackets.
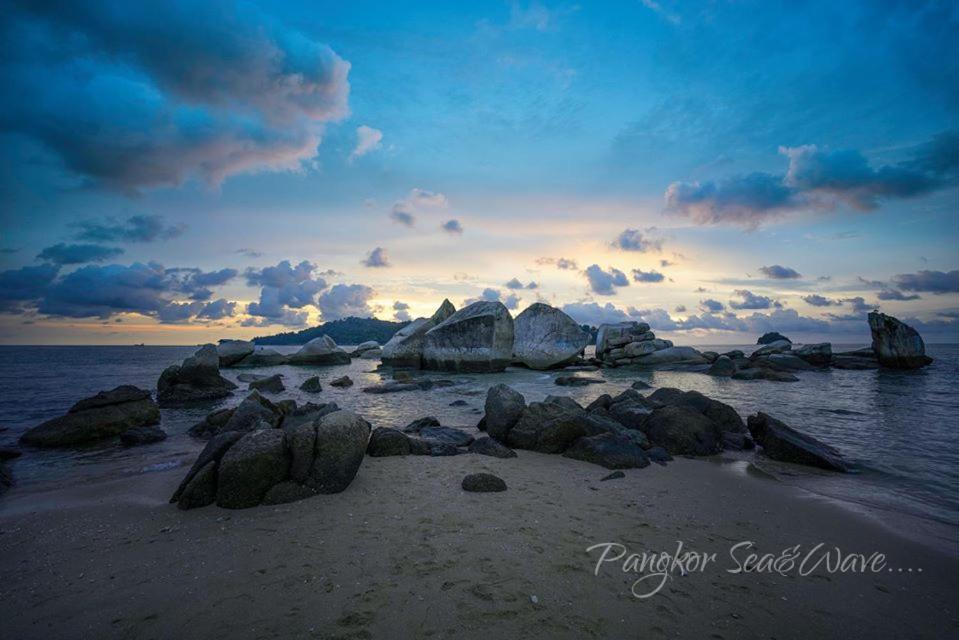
318,284,376,321
843,296,872,313
505,278,524,289
0,263,60,312
611,228,662,252
536,257,579,270
441,219,463,234
892,270,959,294
631,269,665,283
585,265,629,295
759,264,802,279
36,243,124,265
392,300,411,322
729,289,779,310
2,1,350,191
236,248,263,258
877,289,921,301
390,207,416,227
74,215,185,243
463,288,520,310
699,298,725,313
526,281,539,290
362,247,390,268
561,302,630,326
802,294,841,307
674,305,687,313
665,172,799,225
245,260,326,322
197,298,237,320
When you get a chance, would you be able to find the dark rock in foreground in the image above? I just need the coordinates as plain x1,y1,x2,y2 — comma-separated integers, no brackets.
330,375,354,388
468,436,517,458
564,432,651,469
643,405,723,456
120,425,168,446
21,385,160,447
367,427,411,456
600,470,625,481
868,311,933,369
462,472,507,492
484,385,526,442
747,412,853,472
299,376,322,393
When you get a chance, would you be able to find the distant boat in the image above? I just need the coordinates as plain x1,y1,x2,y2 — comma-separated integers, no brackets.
133,343,145,347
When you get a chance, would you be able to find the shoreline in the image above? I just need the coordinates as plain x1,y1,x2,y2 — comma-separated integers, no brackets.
2,451,957,639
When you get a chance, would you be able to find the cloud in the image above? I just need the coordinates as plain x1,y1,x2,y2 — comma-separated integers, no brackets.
585,265,629,295
196,298,237,320
729,289,779,310
245,260,326,322
463,287,520,310
245,260,320,289
392,301,411,322
441,219,463,234
0,264,61,312
36,243,124,265
892,270,959,294
877,289,921,301
2,2,350,191
349,125,383,162
390,207,416,226
759,265,802,279
362,247,390,268
699,299,725,313
631,269,665,283
561,302,630,326
665,172,800,226
611,228,663,252
526,281,539,290
505,278,525,289
803,294,841,307
536,257,579,270
74,215,185,243
742,308,830,334
389,188,449,227
236,248,262,258
674,305,687,313
843,296,872,313
660,259,674,268
317,283,375,320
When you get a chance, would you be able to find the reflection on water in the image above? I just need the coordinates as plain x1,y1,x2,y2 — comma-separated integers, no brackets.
1,344,957,538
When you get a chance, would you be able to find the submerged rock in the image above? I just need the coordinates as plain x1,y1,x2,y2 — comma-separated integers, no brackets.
234,348,289,367
512,303,587,370
157,344,237,405
330,375,354,388
732,367,799,382
299,376,322,393
422,301,515,372
462,472,507,492
21,385,160,447
554,375,604,386
249,374,284,393
288,336,351,366
831,355,880,370
868,311,933,369
381,299,456,368
747,412,853,472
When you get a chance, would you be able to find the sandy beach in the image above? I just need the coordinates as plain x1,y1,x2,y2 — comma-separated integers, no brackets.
2,449,956,640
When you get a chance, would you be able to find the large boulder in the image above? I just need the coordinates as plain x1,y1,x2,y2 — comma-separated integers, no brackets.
563,433,651,469
171,431,245,503
157,344,237,405
506,401,591,453
216,429,290,509
868,312,933,369
367,427,411,457
707,355,736,377
217,391,283,435
643,405,723,456
794,343,832,367
20,386,160,447
757,332,791,345
750,340,792,358
217,340,254,367
381,299,456,368
484,385,527,442
595,321,651,358
422,301,515,372
764,353,815,371
234,348,289,367
305,410,371,493
633,346,707,366
512,303,587,370
647,388,747,434
288,336,351,366
747,412,853,472
419,426,474,448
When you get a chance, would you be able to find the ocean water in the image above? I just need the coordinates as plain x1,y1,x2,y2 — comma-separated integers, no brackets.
1,344,957,547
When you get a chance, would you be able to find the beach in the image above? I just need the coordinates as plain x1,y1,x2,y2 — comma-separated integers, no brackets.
2,449,957,640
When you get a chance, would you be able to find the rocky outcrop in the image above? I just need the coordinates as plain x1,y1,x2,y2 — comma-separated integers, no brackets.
506,400,592,453
234,348,289,367
563,433,651,469
632,346,707,366
794,343,832,366
288,336,351,366
757,332,791,345
594,321,679,366
747,412,853,472
422,301,515,372
217,340,254,367
216,429,289,509
647,388,747,435
512,303,587,370
249,374,285,393
868,311,933,369
462,473,507,492
381,299,456,368
750,340,792,358
157,344,237,405
642,405,723,456
217,391,283,435
21,386,160,447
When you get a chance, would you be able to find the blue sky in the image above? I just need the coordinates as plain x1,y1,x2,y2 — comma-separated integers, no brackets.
1,0,957,344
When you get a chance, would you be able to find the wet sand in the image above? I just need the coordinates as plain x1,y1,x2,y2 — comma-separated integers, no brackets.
1,452,957,639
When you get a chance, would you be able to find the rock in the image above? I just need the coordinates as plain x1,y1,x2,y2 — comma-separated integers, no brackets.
544,395,584,412
630,380,653,390
176,461,218,510
426,441,462,456
119,425,167,446
707,355,736,376
564,433,651,469
299,376,322,393
836,346,876,358
468,436,517,458
868,311,933,369
732,368,799,382
449,399,469,407
305,410,370,493
382,299,456,367
512,303,588,369
624,341,660,358
722,350,745,360
237,373,265,383
350,341,381,357
282,402,340,431
506,401,591,453
794,343,832,366
361,380,435,394
358,348,382,359
402,416,442,433
288,336,351,366
407,438,433,455
554,375,604,386
765,353,815,371
606,391,655,431
157,345,237,405
20,385,161,447
721,431,755,451
484,385,527,442
647,388,747,434
0,446,22,460
600,471,625,481
330,375,354,388
0,462,12,494
234,348,289,367
218,391,282,434
643,405,723,456
217,340,255,367
249,374,285,393
170,431,244,503
216,429,290,509
261,482,318,505
701,351,719,363
595,322,651,357
646,447,672,465
419,426,474,448
747,412,853,472
757,332,791,345
585,394,613,412
276,399,297,414
287,421,318,483
633,346,707,366
188,407,235,438
831,355,880,370
750,340,792,358
367,428,411,456
462,473,507,492
422,301,515,372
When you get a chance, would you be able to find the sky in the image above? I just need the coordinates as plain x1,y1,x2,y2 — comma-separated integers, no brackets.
1,0,957,345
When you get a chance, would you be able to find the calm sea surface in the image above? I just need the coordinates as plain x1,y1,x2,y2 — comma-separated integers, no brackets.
1,344,957,547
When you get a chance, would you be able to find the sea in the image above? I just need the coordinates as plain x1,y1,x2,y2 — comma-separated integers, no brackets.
1,343,957,551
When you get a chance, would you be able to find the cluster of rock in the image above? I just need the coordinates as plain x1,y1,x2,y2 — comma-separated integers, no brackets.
171,391,370,509
366,416,516,458
381,300,456,368
594,321,707,367
216,336,352,369
20,385,163,447
158,345,237,405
